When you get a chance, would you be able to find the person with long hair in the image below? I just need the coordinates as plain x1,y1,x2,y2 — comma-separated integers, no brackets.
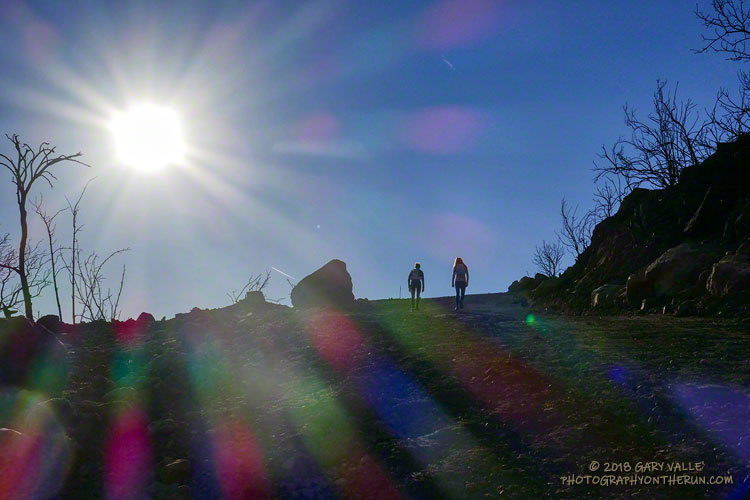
407,262,425,311
451,257,469,310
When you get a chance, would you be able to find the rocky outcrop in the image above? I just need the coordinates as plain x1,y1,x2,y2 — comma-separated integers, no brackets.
533,276,563,300
511,135,750,316
291,259,355,309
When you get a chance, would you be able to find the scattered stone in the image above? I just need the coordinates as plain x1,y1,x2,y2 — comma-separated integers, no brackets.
161,458,191,484
675,300,697,317
149,418,178,437
103,386,138,403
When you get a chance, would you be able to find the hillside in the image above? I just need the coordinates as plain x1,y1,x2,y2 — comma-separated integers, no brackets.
1,292,748,499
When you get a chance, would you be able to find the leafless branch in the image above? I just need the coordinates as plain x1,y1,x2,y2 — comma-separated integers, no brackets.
696,0,750,61
61,248,129,322
533,239,565,278
594,80,714,190
228,270,272,304
556,198,595,259
0,134,88,318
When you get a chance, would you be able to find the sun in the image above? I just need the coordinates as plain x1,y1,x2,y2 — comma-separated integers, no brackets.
110,104,186,171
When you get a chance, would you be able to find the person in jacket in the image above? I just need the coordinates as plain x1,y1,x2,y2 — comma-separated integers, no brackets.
408,263,425,311
451,257,469,310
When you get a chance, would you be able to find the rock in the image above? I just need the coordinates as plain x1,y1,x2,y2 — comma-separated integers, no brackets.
137,312,156,330
614,286,628,307
684,187,731,238
591,284,624,308
738,238,750,256
243,290,266,305
174,484,193,500
723,197,750,242
533,273,548,285
517,276,537,292
675,300,697,317
532,276,562,300
39,398,77,427
626,268,652,306
103,386,138,403
696,269,711,290
148,418,178,437
644,243,717,298
706,252,750,296
37,315,61,333
0,317,68,389
161,458,191,484
291,259,355,309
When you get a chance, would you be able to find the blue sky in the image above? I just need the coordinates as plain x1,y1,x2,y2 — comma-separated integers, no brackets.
0,1,740,318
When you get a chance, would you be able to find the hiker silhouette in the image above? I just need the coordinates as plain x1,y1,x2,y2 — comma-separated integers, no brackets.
407,262,425,311
452,257,469,310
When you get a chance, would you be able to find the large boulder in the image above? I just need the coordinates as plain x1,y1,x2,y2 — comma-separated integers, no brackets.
643,243,717,297
291,259,355,309
37,315,61,334
706,246,750,297
625,268,652,306
591,284,624,308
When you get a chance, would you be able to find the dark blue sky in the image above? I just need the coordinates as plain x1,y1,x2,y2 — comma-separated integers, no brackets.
0,1,739,318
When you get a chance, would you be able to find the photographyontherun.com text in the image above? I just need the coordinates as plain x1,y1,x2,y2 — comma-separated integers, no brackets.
561,461,733,487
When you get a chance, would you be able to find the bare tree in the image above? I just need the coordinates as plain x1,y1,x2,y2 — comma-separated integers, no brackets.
32,196,65,319
709,71,750,142
594,80,714,190
228,270,271,303
533,239,565,278
0,233,22,317
592,176,627,221
556,197,595,259
696,0,750,61
0,234,50,318
0,134,86,318
695,1,750,143
63,249,129,322
65,178,94,325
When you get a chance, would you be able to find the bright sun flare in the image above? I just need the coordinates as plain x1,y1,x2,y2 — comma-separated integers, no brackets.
111,104,186,171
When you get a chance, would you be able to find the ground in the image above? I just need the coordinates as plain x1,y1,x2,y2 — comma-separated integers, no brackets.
1,293,749,499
